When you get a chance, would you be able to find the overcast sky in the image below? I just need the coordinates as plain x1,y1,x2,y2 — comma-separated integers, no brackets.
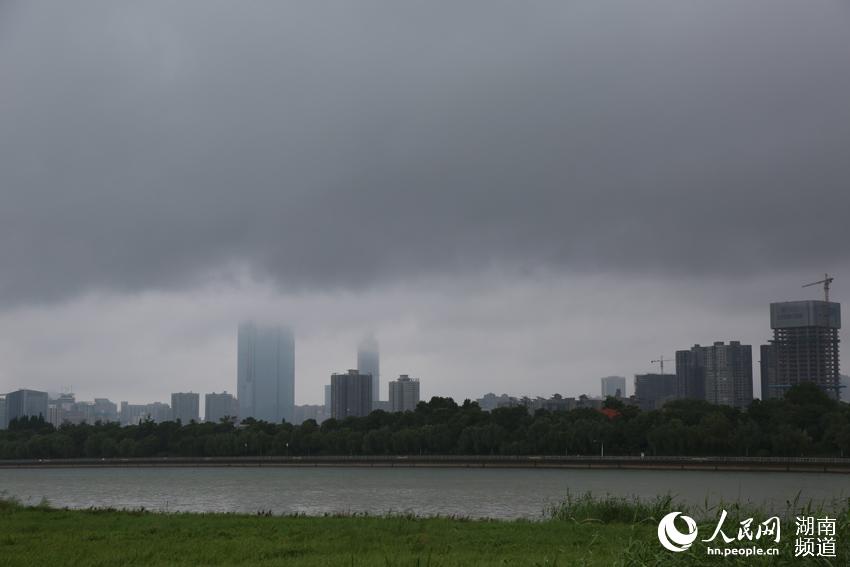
1,1,849,406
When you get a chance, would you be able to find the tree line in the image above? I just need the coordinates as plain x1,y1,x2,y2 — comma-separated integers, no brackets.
1,384,849,460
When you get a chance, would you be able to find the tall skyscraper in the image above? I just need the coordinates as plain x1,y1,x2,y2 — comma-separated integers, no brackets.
676,342,753,408
171,392,200,423
768,300,841,399
205,391,239,423
330,369,372,419
237,322,295,423
389,375,420,412
357,335,380,403
600,376,626,398
5,389,49,425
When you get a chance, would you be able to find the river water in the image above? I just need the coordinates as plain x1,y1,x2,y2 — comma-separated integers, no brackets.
0,467,846,519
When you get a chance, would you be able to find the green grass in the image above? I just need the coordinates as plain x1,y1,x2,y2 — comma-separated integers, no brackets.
546,492,680,524
0,496,847,566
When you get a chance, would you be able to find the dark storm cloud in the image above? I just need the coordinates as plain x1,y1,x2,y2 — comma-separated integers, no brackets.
1,1,849,304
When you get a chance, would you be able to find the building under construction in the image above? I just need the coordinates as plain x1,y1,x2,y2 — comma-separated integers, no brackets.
763,300,841,400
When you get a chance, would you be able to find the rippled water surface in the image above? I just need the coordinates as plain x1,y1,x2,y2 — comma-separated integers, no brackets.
0,467,846,519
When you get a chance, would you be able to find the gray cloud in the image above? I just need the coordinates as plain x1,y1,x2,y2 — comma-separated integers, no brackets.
1,1,849,306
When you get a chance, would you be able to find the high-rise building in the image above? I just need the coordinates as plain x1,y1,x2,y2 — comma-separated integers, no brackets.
389,375,420,412
171,392,200,423
237,322,295,424
675,350,706,401
760,344,778,401
357,336,380,403
205,391,238,423
676,342,753,408
768,300,841,399
600,376,626,398
330,369,372,419
0,395,6,429
5,389,49,425
633,374,677,411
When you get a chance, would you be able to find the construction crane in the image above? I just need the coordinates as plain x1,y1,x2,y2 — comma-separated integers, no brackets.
651,355,673,375
802,273,835,302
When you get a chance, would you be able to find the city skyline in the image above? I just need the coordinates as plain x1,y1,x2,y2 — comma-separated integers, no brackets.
5,292,847,419
1,289,847,408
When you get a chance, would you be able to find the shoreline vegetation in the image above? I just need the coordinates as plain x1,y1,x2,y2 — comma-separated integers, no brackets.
2,384,850,464
1,493,847,566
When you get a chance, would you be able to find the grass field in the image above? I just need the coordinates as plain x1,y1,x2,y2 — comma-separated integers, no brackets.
0,495,847,566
